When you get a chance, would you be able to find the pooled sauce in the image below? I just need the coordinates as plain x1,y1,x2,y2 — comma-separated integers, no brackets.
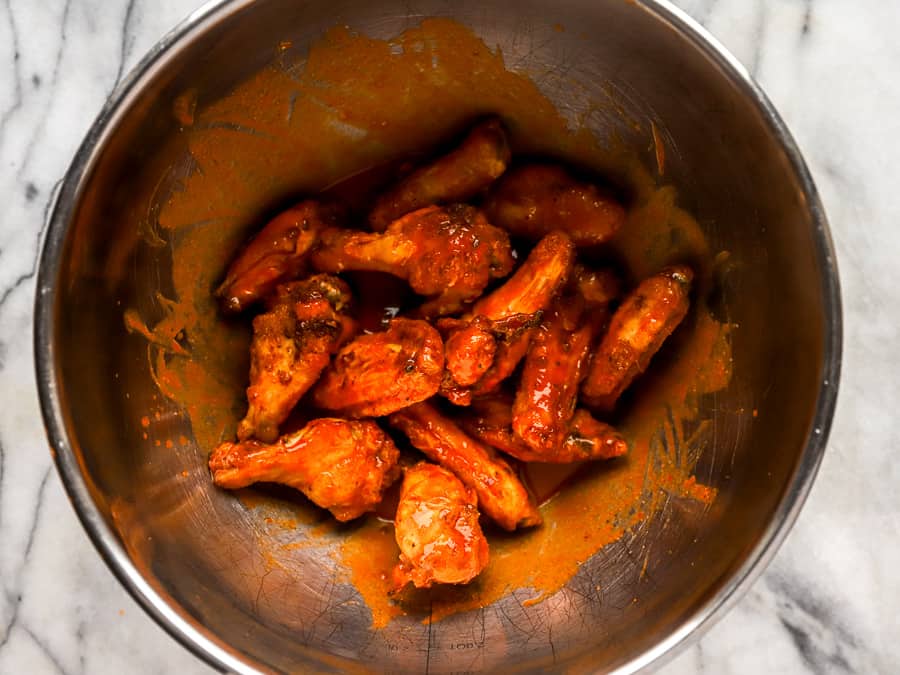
128,18,732,629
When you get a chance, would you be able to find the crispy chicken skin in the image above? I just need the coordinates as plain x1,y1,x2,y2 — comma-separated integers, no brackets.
237,275,355,443
216,201,343,313
389,401,541,531
209,418,401,522
313,318,444,417
461,397,627,463
311,204,514,316
392,462,489,590
582,265,693,410
439,232,575,404
484,164,626,247
369,118,511,231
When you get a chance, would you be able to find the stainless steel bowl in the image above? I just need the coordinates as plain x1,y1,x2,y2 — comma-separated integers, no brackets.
35,0,841,673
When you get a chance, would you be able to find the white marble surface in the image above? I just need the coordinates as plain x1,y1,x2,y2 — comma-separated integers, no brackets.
0,0,897,673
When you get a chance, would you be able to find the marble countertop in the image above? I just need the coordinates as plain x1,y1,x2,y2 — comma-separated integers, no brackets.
1,0,896,673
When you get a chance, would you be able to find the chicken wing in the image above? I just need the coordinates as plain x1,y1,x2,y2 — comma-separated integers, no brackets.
582,265,693,410
237,275,355,443
389,401,541,531
439,232,575,404
566,409,629,461
461,397,627,463
512,303,593,453
216,200,343,313
438,313,541,405
313,318,444,417
209,418,401,522
485,164,626,247
508,264,621,452
369,118,511,231
471,230,575,320
392,462,489,590
311,204,514,316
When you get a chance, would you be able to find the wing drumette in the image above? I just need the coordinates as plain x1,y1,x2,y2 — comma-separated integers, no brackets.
461,396,627,464
582,266,693,410
216,200,343,313
369,118,511,230
485,164,626,247
437,313,541,403
313,318,444,417
392,462,489,590
312,204,514,317
439,231,575,404
238,275,355,443
389,401,541,531
209,418,401,522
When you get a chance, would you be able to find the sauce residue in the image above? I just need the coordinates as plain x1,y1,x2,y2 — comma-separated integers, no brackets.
125,18,733,629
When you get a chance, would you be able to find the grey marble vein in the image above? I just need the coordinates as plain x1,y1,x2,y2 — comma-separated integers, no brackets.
0,0,897,674
801,0,813,37
748,0,767,77
0,0,23,151
113,0,137,86
14,0,72,183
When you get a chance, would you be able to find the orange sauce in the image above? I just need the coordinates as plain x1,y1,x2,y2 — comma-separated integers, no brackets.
125,18,733,629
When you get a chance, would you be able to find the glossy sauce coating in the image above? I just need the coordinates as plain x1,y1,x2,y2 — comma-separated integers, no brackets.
582,266,693,410
369,117,511,230
485,164,626,246
471,230,574,319
461,396,627,464
215,200,344,313
312,203,514,316
438,313,541,404
238,275,354,442
392,462,489,589
512,303,594,453
439,232,575,405
442,318,498,388
209,418,400,522
313,317,444,417
389,401,541,531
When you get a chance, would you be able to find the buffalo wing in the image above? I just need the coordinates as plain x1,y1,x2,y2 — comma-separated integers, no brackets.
582,266,693,410
312,204,514,316
510,264,621,452
485,164,625,247
216,200,343,313
209,418,400,522
461,397,627,463
389,401,541,531
512,303,593,453
369,118,511,230
237,275,354,443
392,462,489,590
313,318,444,417
439,231,575,403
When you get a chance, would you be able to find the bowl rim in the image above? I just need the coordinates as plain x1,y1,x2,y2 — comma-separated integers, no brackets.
33,1,842,673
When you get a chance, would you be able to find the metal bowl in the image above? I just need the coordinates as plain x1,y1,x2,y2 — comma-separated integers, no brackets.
34,0,841,672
